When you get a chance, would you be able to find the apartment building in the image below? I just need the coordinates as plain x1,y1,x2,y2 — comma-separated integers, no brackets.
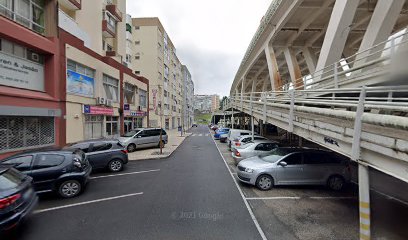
0,0,61,158
194,94,220,113
130,17,185,130
182,65,194,129
58,0,149,143
0,0,149,158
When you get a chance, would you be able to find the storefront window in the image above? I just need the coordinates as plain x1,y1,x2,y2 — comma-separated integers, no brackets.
0,0,45,34
124,83,136,104
103,75,119,102
106,116,119,137
139,89,147,108
84,115,103,140
0,116,54,153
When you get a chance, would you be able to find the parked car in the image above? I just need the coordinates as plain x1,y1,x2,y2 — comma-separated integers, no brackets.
237,147,351,191
1,149,92,198
192,123,198,127
219,133,229,143
118,128,168,153
210,125,219,131
214,128,230,140
65,140,128,172
230,135,268,152
0,167,38,232
232,140,279,163
227,129,253,150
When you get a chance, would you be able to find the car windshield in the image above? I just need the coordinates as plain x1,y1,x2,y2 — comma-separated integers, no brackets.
259,148,289,163
121,130,139,137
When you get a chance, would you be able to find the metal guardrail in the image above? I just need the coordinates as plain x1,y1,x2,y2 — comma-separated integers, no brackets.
280,31,408,91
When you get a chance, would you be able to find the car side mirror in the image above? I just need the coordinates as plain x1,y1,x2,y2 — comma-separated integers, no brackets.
279,161,287,167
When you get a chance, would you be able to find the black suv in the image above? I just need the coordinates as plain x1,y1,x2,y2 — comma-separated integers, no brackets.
1,149,92,198
65,140,128,172
0,167,38,232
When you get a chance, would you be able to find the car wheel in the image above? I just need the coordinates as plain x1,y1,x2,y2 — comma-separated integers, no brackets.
327,175,345,191
108,159,124,172
127,144,136,152
256,175,274,191
58,180,82,198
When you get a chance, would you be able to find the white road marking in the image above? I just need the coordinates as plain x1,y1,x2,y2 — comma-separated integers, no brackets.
90,169,160,180
192,134,197,136
34,192,143,214
211,130,267,240
205,134,209,137
246,196,355,200
351,181,408,207
199,134,203,136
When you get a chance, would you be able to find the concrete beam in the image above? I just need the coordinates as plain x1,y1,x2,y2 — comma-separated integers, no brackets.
284,47,303,89
355,0,405,66
302,47,318,73
265,45,283,91
315,0,360,74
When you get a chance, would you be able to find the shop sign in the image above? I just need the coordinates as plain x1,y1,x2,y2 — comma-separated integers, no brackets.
0,51,44,91
123,104,130,111
83,105,114,115
124,110,147,117
67,70,94,97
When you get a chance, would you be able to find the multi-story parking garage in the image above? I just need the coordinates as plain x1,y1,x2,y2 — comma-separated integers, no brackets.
225,1,408,240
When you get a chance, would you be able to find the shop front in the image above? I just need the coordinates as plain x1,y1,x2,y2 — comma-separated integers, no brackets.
123,104,147,132
83,105,119,140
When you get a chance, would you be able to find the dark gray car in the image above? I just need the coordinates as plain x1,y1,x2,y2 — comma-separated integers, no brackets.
65,140,128,172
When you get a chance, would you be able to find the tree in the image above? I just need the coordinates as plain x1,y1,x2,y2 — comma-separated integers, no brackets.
219,96,228,110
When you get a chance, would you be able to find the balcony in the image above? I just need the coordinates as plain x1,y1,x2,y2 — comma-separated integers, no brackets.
58,0,81,10
102,20,115,38
106,4,123,22
58,9,90,47
106,50,116,57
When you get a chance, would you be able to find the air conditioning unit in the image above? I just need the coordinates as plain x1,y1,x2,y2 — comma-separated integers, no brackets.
31,52,40,62
97,97,106,105
106,99,113,107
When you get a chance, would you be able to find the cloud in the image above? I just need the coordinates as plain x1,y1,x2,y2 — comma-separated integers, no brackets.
126,0,271,97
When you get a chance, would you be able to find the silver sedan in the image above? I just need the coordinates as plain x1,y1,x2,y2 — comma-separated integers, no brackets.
237,148,351,191
232,140,279,164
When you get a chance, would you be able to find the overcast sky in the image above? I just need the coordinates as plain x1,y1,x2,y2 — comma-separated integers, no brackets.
126,0,271,97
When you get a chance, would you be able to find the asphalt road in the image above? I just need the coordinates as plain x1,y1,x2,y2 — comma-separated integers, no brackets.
6,125,262,240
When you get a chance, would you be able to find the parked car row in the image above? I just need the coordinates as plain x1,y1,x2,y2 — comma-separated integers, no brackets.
0,127,167,232
210,126,351,192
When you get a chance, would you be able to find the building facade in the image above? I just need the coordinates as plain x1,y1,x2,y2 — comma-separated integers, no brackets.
194,94,219,113
129,17,186,130
182,65,194,129
59,0,149,143
0,0,149,158
0,0,62,158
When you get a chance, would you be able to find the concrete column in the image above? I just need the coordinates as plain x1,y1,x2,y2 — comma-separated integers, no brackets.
250,80,256,140
240,78,245,111
284,47,304,89
303,47,318,74
315,0,360,75
265,45,282,91
355,0,405,66
359,164,371,240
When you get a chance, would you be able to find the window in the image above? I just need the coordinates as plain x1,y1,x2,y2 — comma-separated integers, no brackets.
91,143,112,152
106,116,119,137
124,83,136,104
139,89,147,108
0,38,44,64
103,75,119,102
135,41,140,45
126,54,132,63
84,115,103,140
0,0,45,34
135,56,140,60
104,11,116,33
0,169,25,190
107,44,113,51
283,153,303,165
33,154,65,169
135,26,140,30
135,71,140,75
0,117,55,153
67,60,95,78
4,155,33,171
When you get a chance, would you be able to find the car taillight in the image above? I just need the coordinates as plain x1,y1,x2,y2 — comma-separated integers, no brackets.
0,193,21,209
235,142,241,146
121,150,128,154
235,151,241,157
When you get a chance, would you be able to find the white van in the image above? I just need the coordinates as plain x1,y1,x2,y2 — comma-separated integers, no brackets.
227,129,253,151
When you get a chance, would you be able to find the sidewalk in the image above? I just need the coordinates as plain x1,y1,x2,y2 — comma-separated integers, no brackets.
128,129,192,161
